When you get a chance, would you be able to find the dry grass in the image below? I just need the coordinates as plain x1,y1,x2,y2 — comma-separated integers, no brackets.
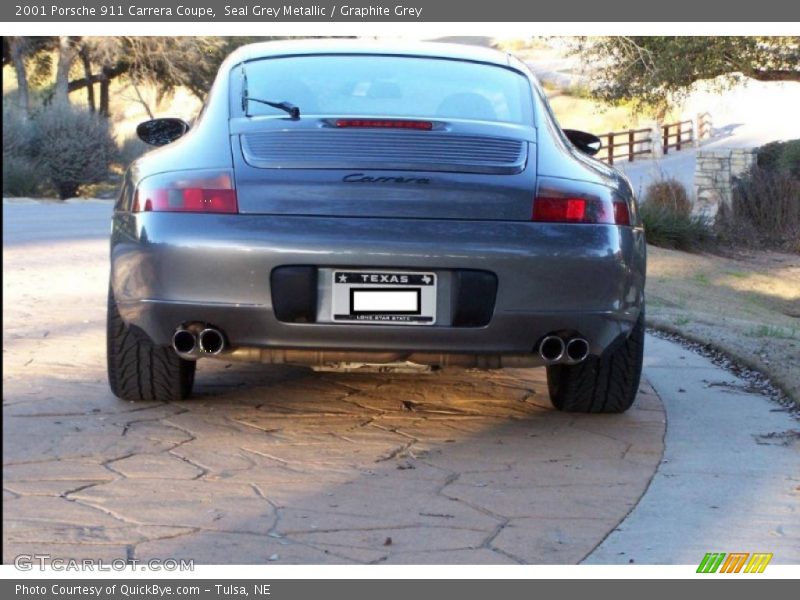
647,245,800,404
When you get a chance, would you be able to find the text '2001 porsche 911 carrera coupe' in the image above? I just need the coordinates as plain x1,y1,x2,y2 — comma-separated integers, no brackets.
108,40,646,413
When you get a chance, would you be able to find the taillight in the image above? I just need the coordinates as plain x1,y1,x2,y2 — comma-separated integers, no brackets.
335,119,433,130
133,170,238,214
532,196,630,225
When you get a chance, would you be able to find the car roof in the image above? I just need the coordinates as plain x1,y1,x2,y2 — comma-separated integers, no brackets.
228,39,513,67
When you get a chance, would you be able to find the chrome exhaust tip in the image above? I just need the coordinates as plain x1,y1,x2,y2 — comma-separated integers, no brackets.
198,328,225,355
172,329,199,359
539,335,565,363
565,338,590,364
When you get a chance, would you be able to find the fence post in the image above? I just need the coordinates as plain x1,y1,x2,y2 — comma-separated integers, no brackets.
607,132,614,165
628,130,634,162
650,123,663,158
663,124,669,155
676,124,682,151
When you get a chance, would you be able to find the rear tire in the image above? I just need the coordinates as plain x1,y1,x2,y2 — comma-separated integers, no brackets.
107,286,195,402
546,309,645,413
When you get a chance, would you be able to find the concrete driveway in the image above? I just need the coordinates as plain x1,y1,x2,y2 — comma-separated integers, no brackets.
3,200,797,565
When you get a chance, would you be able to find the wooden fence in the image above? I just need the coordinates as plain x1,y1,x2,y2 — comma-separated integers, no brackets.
662,119,693,154
597,113,712,164
598,127,652,165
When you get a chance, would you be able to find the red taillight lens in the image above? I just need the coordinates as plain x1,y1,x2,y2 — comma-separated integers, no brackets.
133,170,238,214
533,197,587,222
335,119,433,130
532,196,630,225
613,201,631,226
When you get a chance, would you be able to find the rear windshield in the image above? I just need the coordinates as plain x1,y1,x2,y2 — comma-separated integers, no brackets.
238,55,533,125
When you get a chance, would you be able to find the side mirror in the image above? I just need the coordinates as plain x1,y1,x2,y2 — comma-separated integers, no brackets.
136,118,190,146
563,129,602,156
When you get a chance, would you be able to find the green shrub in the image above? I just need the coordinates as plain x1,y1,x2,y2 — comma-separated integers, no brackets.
643,178,692,217
640,178,711,251
2,106,36,156
757,139,800,177
2,107,45,196
2,154,46,197
32,103,117,199
640,202,712,251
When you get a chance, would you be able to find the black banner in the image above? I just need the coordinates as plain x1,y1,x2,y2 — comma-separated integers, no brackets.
4,580,797,600
4,0,800,22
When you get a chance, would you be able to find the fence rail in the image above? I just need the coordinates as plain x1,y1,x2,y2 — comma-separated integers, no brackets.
596,113,713,165
599,127,652,165
662,119,693,154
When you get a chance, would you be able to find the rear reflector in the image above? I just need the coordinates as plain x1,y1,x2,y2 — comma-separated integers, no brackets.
532,196,630,225
133,170,238,214
335,119,433,130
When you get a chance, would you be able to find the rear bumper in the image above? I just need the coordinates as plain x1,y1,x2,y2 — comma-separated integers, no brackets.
110,213,646,358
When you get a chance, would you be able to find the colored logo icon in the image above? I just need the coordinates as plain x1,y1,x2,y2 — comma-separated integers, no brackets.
697,552,773,573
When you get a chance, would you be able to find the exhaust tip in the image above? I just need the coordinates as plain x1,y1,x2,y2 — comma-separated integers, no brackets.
198,328,225,355
539,335,565,363
566,338,590,363
172,329,197,355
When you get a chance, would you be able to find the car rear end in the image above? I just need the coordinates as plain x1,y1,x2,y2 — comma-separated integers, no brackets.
109,44,645,411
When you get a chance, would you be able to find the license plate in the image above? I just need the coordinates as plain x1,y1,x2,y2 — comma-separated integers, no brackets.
332,270,436,325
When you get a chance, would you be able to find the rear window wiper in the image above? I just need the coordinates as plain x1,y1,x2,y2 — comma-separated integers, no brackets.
241,64,300,119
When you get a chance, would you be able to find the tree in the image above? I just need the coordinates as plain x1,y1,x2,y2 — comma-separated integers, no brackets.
574,37,800,114
5,36,301,118
6,37,32,115
53,36,79,105
3,37,55,116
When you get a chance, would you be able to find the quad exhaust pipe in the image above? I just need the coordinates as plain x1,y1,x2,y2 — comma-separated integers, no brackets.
538,335,565,363
198,328,225,355
538,334,590,364
565,338,590,364
172,325,225,359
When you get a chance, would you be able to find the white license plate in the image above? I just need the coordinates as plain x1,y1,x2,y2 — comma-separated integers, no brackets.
332,270,436,325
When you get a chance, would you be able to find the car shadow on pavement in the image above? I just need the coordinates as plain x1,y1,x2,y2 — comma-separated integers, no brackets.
3,358,665,565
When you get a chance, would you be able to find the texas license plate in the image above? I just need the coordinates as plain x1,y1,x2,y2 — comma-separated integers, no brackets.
332,270,437,325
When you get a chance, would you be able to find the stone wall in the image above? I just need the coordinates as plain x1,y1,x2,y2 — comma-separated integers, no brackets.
694,148,757,215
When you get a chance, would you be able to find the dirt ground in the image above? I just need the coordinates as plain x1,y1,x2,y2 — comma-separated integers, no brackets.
646,245,800,403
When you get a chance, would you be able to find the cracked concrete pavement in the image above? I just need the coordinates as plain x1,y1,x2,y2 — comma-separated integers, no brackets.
3,200,797,565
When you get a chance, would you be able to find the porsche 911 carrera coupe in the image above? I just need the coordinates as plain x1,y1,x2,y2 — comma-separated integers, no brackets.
108,40,646,413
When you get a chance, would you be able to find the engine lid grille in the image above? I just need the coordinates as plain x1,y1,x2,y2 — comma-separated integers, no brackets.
240,130,527,174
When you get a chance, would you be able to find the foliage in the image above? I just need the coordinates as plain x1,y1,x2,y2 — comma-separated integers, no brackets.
640,179,712,251
716,167,800,252
2,105,36,156
641,203,713,251
2,155,46,197
572,37,800,114
32,104,118,199
643,178,692,217
2,106,45,196
757,139,800,177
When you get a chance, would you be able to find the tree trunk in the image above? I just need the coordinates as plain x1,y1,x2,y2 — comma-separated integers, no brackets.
99,67,111,117
53,36,78,105
79,47,95,112
9,37,30,116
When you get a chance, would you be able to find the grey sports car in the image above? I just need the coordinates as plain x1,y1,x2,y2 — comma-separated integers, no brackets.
108,40,646,413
